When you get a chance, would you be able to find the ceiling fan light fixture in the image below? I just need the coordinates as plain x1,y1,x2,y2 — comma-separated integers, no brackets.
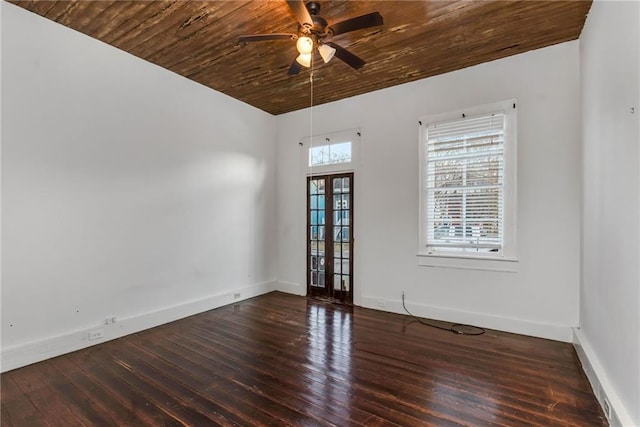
318,44,336,63
238,2,384,76
296,36,314,54
296,53,312,67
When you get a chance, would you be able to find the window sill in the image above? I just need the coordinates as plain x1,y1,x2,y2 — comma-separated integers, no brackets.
417,253,518,272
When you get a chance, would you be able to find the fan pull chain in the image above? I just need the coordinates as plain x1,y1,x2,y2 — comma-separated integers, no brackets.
309,57,314,179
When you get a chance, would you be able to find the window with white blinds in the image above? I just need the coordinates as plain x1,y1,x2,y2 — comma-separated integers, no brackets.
419,100,517,264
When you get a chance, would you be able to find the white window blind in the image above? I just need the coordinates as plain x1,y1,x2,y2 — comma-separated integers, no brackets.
425,112,505,254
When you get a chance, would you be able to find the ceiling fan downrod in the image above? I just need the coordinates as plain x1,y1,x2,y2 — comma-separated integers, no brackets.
302,2,328,37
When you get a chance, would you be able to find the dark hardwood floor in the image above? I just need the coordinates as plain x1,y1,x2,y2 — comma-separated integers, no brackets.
1,291,606,426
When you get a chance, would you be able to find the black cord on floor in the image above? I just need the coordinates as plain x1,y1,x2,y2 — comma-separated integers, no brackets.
401,293,486,336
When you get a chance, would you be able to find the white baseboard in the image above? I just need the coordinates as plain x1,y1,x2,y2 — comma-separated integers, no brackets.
573,328,636,427
0,280,276,373
360,295,574,342
275,280,306,296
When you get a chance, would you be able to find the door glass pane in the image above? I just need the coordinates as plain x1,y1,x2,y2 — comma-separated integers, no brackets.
342,194,349,210
342,259,350,274
311,211,318,225
311,226,317,240
333,178,343,193
310,180,318,195
311,256,317,270
342,276,350,291
343,177,350,193
318,272,325,286
334,259,341,274
342,243,350,257
333,226,341,241
318,179,325,194
333,194,341,210
318,226,325,240
342,226,349,242
319,256,325,271
334,274,342,290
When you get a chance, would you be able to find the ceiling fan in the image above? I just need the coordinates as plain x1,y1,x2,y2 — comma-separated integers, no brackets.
238,1,383,75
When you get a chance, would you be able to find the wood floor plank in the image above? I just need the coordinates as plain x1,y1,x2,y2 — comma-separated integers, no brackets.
48,356,147,426
7,366,84,426
123,335,286,425
116,340,278,426
355,339,588,424
194,308,498,425
180,321,471,425
160,333,334,426
84,348,217,426
0,375,49,427
1,403,15,427
29,361,117,426
1,292,607,426
64,348,186,426
156,330,381,425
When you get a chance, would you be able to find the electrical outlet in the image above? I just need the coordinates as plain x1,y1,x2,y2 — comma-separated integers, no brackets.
104,317,117,325
602,396,611,420
88,329,104,341
376,300,386,309
233,292,241,300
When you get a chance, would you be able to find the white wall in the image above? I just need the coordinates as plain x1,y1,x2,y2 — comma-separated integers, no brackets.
1,2,277,370
3,3,638,421
579,0,640,425
276,41,582,341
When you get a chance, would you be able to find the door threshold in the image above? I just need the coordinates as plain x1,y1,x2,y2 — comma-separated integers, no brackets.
308,296,353,306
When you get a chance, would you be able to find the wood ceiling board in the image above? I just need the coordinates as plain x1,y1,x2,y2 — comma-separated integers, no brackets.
10,0,592,115
33,0,69,22
166,2,298,76
54,1,120,30
127,2,249,62
91,2,169,43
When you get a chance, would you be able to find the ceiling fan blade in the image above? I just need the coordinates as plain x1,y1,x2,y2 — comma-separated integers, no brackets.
286,0,313,28
288,58,302,75
328,12,383,36
239,33,298,43
325,42,365,70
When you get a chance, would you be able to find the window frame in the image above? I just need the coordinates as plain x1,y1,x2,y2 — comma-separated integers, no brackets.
418,99,518,271
300,128,361,175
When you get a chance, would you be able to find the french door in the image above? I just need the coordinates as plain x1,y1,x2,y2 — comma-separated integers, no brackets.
307,173,353,304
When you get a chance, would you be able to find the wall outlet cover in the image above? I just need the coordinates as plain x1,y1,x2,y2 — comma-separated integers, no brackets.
88,330,104,341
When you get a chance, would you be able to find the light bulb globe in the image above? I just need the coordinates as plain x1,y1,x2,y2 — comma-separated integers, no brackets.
318,44,336,63
296,36,314,55
296,53,312,67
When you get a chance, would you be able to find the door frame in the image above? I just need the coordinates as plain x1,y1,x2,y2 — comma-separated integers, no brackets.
306,173,354,304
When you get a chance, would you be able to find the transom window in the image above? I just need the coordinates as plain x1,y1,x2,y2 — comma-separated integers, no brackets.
309,141,352,167
300,128,360,175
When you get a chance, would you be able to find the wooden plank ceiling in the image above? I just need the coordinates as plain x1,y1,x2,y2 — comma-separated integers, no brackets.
11,1,592,115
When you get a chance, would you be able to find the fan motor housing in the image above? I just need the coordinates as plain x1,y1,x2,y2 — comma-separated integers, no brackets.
305,2,328,36
306,2,321,15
